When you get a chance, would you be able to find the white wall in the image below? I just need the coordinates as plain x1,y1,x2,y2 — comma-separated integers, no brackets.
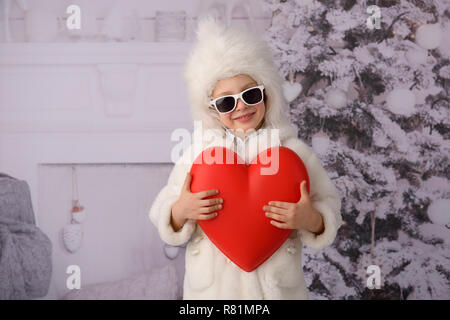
38,163,188,299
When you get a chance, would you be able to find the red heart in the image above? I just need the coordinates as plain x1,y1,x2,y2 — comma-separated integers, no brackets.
189,146,310,272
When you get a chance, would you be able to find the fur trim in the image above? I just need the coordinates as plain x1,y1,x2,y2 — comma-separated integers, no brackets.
298,199,342,250
149,185,196,246
183,15,297,141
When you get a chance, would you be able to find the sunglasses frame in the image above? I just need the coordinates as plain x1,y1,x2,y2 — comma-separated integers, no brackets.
209,84,265,114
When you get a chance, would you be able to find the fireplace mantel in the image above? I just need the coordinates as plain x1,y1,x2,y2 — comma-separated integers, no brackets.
0,42,192,64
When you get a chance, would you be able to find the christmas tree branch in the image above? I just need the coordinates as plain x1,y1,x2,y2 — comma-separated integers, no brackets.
377,11,409,43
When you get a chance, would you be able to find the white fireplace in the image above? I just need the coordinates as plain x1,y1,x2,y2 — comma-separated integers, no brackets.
0,42,194,299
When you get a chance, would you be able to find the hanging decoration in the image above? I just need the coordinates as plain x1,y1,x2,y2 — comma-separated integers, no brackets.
62,166,86,253
163,244,180,260
282,70,303,103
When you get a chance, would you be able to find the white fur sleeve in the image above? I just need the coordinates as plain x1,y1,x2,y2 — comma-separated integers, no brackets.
284,138,343,250
148,145,197,246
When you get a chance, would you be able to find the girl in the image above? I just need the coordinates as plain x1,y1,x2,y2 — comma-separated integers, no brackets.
149,16,342,299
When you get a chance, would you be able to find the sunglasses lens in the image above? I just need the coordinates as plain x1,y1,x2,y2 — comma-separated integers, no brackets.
215,96,235,113
242,88,263,105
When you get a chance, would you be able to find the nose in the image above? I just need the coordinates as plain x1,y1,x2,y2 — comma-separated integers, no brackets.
235,97,249,111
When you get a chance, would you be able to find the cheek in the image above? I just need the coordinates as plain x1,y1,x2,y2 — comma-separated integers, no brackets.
256,103,266,119
219,113,233,125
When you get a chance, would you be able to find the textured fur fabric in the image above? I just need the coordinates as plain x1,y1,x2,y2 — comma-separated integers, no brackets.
149,16,342,299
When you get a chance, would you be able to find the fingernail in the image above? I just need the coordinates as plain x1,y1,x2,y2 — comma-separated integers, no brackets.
265,212,270,217
218,204,222,209
219,199,223,203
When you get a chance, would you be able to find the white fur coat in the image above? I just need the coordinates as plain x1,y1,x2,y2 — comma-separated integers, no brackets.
149,125,342,299
149,15,342,299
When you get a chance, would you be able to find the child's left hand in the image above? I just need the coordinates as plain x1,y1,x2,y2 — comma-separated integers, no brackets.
263,180,325,235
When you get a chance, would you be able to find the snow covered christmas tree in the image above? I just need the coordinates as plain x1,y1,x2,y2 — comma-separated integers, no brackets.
262,0,450,299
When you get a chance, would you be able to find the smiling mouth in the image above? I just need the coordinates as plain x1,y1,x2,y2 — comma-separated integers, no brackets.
233,112,256,120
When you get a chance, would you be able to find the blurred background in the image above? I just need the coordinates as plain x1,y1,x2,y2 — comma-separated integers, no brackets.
0,0,448,300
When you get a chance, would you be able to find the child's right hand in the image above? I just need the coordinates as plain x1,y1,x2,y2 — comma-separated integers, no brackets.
170,172,223,231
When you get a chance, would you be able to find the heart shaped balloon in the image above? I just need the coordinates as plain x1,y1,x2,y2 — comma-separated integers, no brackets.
189,146,309,272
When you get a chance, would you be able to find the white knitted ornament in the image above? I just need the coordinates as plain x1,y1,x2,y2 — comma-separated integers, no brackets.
63,223,83,253
63,168,85,253
72,206,86,223
164,244,180,260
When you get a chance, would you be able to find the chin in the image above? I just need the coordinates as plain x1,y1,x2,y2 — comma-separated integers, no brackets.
231,121,259,132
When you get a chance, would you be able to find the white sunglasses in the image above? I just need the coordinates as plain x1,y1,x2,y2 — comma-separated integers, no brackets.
209,85,265,114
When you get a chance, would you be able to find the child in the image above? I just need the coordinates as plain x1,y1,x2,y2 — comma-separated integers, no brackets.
149,16,342,300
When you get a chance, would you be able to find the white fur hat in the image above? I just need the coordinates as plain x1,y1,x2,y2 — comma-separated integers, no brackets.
183,15,297,141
